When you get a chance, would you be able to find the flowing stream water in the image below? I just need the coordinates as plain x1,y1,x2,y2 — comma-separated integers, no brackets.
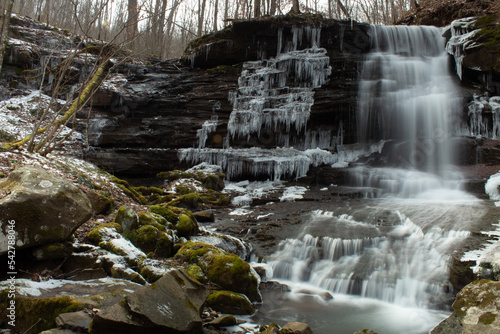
188,23,493,333
250,25,484,334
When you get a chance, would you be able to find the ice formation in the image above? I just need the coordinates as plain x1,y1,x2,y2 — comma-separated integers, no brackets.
445,17,479,80
181,25,340,180
463,95,500,138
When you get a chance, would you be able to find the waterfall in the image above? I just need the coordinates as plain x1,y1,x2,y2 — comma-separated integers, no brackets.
354,25,463,197
266,210,470,309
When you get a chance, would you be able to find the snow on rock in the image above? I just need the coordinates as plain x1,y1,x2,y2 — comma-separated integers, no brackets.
280,186,308,202
485,171,500,201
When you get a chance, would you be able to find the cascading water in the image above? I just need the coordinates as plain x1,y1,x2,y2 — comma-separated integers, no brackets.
250,25,484,334
353,25,464,197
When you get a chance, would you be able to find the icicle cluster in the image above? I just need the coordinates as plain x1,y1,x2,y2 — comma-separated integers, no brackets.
228,47,331,140
446,17,479,80
181,26,345,181
465,95,500,139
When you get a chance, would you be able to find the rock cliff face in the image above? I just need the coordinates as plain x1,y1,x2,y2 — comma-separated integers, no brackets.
81,16,371,177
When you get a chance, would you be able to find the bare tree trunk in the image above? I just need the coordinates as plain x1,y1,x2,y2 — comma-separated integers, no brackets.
224,0,229,25
270,0,276,16
0,0,14,73
410,0,418,10
213,0,218,31
127,0,138,46
254,0,260,18
328,0,332,18
291,0,300,14
197,0,206,37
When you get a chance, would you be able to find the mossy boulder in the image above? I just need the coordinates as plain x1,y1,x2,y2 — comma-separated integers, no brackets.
206,290,255,315
124,225,174,258
157,169,225,192
87,223,122,244
431,279,500,334
86,190,114,215
114,206,139,232
176,241,261,302
0,292,91,333
168,193,202,210
91,269,209,333
150,204,179,223
0,166,92,256
176,214,199,238
137,211,170,230
187,264,207,283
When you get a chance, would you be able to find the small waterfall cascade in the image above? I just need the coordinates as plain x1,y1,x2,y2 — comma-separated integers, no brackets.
180,26,352,180
266,210,471,309
354,25,463,197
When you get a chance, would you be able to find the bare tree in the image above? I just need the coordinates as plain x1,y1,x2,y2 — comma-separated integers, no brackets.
127,0,138,46
291,0,300,13
0,0,14,73
254,0,261,17
197,0,207,37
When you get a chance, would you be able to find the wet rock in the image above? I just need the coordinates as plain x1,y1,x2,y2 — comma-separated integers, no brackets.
431,279,500,334
282,322,313,334
55,311,92,332
176,241,261,302
205,315,238,328
206,290,255,315
0,166,92,256
91,269,209,334
194,210,215,222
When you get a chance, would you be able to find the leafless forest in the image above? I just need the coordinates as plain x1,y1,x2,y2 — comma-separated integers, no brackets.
13,0,418,59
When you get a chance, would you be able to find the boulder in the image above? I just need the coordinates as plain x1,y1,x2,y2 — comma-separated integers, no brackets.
431,279,500,334
353,330,378,334
90,269,209,334
0,166,92,256
176,241,261,302
205,314,238,328
0,277,142,333
282,322,313,334
206,290,255,315
114,206,139,232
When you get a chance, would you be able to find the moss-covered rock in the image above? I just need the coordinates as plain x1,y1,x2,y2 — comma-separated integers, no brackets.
176,241,261,302
124,225,174,258
0,166,92,256
110,176,147,204
150,204,179,223
114,206,139,232
187,264,207,283
176,213,199,238
86,190,115,215
87,223,122,244
168,193,202,210
110,265,147,285
206,290,254,315
32,242,72,261
431,279,500,333
0,292,91,333
157,169,225,191
137,211,168,230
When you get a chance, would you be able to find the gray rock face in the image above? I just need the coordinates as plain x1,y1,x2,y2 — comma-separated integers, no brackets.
91,269,209,334
431,279,500,334
0,166,92,256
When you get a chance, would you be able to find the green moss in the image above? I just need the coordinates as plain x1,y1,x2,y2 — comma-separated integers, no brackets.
134,225,161,253
149,186,164,194
138,212,166,230
176,214,199,237
86,223,121,244
176,241,222,264
150,204,179,223
187,264,207,283
139,266,163,283
0,292,90,333
453,280,500,318
87,191,115,215
206,290,254,315
479,312,496,325
110,176,148,204
168,193,201,210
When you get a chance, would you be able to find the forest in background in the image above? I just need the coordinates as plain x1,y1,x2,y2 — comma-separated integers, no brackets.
12,0,418,59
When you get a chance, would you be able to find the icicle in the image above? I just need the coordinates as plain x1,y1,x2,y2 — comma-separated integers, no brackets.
445,17,479,80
